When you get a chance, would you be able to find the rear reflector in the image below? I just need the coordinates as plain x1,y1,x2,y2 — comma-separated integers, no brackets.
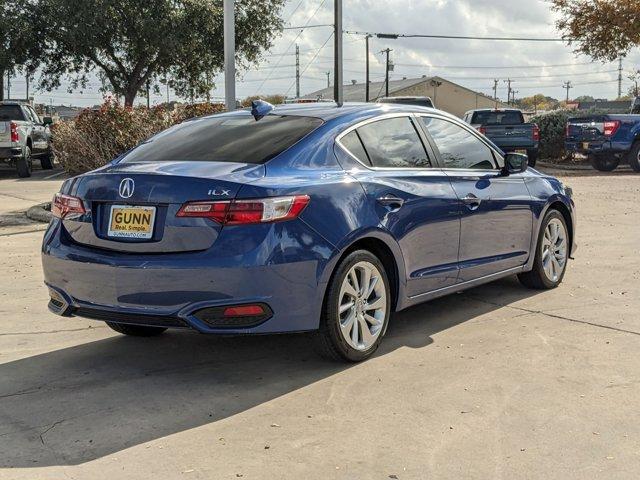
193,303,273,329
177,195,310,225
51,193,86,219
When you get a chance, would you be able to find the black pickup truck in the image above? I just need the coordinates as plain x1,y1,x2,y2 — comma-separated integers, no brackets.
463,108,540,167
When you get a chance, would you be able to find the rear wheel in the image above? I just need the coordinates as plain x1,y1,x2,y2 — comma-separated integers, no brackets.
106,322,167,337
16,146,32,178
590,154,619,172
518,210,569,290
316,250,391,362
628,142,640,173
526,150,538,168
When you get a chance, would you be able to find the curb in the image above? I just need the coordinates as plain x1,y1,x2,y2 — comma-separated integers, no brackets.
26,202,52,223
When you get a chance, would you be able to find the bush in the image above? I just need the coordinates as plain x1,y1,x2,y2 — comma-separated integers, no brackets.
52,100,225,175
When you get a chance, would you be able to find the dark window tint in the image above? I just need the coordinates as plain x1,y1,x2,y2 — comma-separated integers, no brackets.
340,130,370,165
356,117,431,168
121,115,323,164
0,105,26,121
471,110,524,125
422,117,496,170
378,97,434,108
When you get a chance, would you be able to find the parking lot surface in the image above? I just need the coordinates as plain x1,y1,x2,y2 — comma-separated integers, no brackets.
0,167,639,479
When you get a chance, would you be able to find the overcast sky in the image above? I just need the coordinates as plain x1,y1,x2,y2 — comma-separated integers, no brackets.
8,0,640,107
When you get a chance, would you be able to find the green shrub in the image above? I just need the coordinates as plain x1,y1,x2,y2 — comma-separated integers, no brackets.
53,100,225,175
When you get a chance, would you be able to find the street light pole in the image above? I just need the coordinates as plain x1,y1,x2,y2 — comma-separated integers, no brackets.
365,34,371,102
224,0,236,111
381,48,392,98
334,0,343,106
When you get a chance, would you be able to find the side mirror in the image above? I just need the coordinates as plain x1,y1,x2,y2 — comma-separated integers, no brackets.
502,152,528,175
43,117,54,126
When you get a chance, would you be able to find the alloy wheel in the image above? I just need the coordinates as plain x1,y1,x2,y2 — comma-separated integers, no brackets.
338,261,387,351
541,218,567,282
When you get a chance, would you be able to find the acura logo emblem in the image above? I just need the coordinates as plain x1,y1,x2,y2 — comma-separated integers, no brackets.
119,178,135,198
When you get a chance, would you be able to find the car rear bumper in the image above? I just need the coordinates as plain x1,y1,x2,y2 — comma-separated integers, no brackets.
0,147,22,160
42,219,336,334
565,140,629,156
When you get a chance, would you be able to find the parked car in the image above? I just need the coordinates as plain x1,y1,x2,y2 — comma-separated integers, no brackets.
565,114,640,172
463,108,540,167
378,96,435,109
0,101,54,177
631,97,640,114
42,102,576,362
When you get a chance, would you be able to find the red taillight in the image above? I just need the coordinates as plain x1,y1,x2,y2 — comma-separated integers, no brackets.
532,124,540,141
177,195,310,225
476,126,487,135
51,193,86,219
603,120,621,137
565,123,571,138
10,122,19,143
223,305,265,317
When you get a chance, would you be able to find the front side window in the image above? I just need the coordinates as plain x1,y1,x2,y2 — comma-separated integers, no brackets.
421,117,497,170
121,114,323,164
354,117,431,168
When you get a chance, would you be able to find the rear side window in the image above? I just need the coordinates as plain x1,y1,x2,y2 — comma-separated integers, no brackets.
340,131,371,165
354,117,431,168
471,110,524,125
0,105,26,121
121,115,323,164
421,117,497,170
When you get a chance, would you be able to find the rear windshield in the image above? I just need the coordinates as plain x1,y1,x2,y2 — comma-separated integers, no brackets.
121,114,323,164
379,98,434,108
471,110,524,125
0,105,26,121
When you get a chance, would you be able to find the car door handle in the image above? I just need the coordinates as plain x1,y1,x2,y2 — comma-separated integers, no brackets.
377,196,405,210
462,194,482,210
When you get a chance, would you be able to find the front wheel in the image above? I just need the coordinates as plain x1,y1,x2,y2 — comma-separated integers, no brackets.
316,250,391,362
526,150,538,168
106,322,167,337
518,210,569,290
40,150,54,170
590,154,619,172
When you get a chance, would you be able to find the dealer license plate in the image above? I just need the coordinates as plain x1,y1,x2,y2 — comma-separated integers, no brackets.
582,142,590,150
108,205,156,239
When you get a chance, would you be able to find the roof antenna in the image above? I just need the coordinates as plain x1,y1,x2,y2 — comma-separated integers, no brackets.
251,100,274,121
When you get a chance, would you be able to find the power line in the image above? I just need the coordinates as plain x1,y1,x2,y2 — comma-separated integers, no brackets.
392,61,610,70
285,32,334,95
284,24,333,30
345,30,569,42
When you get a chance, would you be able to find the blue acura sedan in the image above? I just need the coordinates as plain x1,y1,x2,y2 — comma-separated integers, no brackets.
42,102,576,362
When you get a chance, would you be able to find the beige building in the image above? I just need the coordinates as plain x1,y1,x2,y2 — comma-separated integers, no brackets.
302,76,509,118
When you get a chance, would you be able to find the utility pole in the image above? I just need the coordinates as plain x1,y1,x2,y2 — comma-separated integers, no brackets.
146,79,151,108
381,48,392,97
166,79,170,104
618,57,623,99
295,44,300,99
333,0,343,106
563,81,573,103
493,79,499,108
504,79,512,106
511,90,519,105
326,71,330,89
365,34,372,102
6,72,10,99
223,0,236,111
25,72,29,101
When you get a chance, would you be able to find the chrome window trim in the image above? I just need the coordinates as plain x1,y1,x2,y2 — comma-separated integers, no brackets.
335,112,437,172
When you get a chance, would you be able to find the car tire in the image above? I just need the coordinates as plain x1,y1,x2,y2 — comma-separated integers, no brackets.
628,142,640,173
16,146,32,178
316,250,391,362
106,322,168,337
590,154,619,172
518,210,569,290
40,150,54,170
527,150,538,168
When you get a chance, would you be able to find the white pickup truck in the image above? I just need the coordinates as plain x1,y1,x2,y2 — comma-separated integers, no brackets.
0,101,54,177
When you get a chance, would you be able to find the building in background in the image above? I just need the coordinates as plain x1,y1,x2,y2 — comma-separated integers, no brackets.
303,76,509,118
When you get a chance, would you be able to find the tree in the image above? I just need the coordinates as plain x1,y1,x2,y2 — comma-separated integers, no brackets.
574,95,595,103
551,0,640,61
0,0,45,100
36,0,286,107
515,94,559,112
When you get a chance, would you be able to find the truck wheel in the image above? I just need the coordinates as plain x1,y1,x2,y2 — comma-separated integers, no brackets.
590,154,619,172
40,150,54,170
16,147,33,178
628,142,640,173
526,150,538,168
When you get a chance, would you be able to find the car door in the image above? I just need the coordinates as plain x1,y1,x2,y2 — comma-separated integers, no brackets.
337,114,461,296
24,106,47,154
418,115,533,282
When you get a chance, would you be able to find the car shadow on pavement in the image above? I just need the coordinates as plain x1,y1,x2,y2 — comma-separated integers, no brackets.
0,277,541,468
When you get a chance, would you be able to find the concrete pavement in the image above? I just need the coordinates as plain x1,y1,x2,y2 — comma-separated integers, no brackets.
0,168,639,479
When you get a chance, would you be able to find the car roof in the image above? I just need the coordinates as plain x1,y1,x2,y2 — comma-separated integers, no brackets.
211,102,444,121
467,108,522,113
